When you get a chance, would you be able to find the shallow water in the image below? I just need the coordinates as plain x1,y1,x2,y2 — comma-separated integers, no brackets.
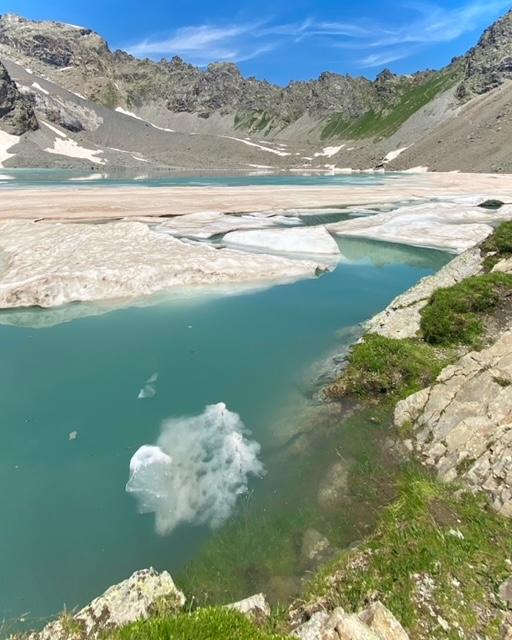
0,236,450,631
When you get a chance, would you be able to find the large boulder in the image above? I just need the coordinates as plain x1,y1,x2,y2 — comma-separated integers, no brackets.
19,569,185,640
0,60,38,134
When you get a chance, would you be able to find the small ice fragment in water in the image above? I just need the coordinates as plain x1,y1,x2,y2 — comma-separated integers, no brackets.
126,403,265,535
69,431,78,441
138,385,156,399
137,372,158,399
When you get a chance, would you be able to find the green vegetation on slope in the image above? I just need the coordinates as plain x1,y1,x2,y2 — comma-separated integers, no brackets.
234,111,276,135
321,66,462,141
420,272,512,346
482,220,512,270
304,469,512,639
107,607,289,640
326,334,451,400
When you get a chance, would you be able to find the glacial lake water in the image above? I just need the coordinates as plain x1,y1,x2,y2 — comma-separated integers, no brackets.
0,231,451,632
0,168,410,188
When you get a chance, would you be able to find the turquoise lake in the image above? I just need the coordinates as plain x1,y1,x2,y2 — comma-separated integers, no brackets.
0,172,450,633
0,168,408,188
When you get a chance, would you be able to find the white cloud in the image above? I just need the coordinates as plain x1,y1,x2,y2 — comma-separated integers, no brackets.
359,50,412,68
122,1,510,69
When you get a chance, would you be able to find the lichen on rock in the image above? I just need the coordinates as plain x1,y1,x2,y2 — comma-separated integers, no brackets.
17,569,185,640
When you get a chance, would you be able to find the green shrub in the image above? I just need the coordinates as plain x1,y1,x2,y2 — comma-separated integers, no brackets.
107,607,289,640
326,334,448,399
420,272,512,346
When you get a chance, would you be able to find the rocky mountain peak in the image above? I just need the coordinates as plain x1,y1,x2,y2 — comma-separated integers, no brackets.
0,13,109,68
457,9,512,99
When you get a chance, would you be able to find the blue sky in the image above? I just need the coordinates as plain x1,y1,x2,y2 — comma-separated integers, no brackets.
1,0,510,84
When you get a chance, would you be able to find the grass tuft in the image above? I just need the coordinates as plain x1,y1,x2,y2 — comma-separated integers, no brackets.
482,221,512,270
420,272,512,346
105,607,289,640
326,334,450,400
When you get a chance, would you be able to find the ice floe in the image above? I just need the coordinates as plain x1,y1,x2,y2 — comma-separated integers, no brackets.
155,211,288,240
328,201,512,253
223,226,341,256
0,220,322,308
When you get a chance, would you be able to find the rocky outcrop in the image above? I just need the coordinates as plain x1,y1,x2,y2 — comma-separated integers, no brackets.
0,60,37,134
395,330,512,517
457,10,512,100
19,85,102,132
291,602,409,640
18,569,185,640
365,247,483,339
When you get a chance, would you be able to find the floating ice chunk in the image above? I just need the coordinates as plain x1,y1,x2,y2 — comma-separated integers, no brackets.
138,385,156,399
224,226,341,256
129,444,172,474
126,403,265,534
138,372,158,398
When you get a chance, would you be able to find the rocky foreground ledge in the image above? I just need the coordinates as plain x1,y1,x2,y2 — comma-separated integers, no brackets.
14,567,411,640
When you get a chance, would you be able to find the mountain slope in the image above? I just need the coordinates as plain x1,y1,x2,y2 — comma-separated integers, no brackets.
0,10,511,172
0,13,463,140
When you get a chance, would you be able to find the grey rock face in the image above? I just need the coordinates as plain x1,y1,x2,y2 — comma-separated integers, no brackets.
18,568,185,640
457,10,512,100
292,602,409,640
0,59,37,134
20,84,102,132
499,576,512,607
0,13,109,68
395,330,512,517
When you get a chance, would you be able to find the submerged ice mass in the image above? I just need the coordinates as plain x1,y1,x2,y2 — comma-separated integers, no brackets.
126,403,264,534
